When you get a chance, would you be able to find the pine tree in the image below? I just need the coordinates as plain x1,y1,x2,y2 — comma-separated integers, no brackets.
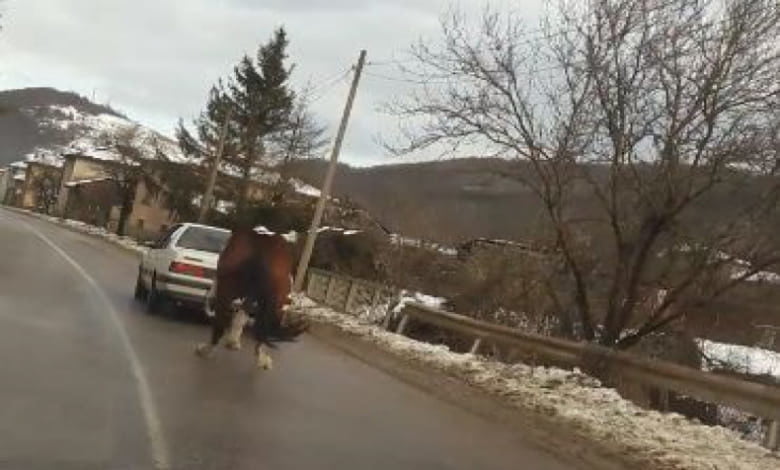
175,27,324,223
175,81,239,218
226,27,295,216
176,82,237,172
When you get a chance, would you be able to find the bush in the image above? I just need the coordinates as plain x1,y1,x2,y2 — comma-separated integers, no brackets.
448,247,562,335
308,230,386,280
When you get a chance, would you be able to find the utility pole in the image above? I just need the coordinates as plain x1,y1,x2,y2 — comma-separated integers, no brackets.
293,50,367,292
198,108,232,223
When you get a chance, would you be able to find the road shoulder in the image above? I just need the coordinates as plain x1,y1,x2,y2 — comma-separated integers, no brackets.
307,320,635,470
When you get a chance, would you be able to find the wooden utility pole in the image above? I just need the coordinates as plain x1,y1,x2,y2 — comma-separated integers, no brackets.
198,108,232,223
293,50,367,292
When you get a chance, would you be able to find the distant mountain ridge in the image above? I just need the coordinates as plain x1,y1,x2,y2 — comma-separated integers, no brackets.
287,157,545,242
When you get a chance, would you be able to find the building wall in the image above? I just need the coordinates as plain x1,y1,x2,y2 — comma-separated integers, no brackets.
0,170,9,204
103,178,176,240
130,179,177,239
20,163,63,212
57,157,112,216
64,180,119,227
10,179,25,206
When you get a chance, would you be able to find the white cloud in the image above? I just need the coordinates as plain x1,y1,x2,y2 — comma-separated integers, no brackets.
0,0,544,166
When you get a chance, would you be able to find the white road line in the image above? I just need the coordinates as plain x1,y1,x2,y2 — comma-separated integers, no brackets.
16,217,172,470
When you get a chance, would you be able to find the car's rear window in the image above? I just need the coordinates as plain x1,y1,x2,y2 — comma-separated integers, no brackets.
175,226,230,253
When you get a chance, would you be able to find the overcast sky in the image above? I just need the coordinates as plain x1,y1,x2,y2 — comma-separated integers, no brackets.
0,0,544,166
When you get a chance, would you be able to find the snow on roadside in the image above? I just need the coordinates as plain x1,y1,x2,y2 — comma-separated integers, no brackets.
291,179,321,198
8,208,148,257
392,291,447,315
291,294,779,470
699,339,780,380
389,233,459,256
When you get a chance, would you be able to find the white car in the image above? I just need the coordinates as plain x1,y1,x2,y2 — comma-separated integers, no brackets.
134,223,231,313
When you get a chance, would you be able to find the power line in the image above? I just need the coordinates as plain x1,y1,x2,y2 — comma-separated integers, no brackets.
363,70,435,84
366,58,417,67
364,62,565,85
308,67,353,103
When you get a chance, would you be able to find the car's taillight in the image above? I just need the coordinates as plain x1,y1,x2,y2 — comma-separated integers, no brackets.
169,261,206,278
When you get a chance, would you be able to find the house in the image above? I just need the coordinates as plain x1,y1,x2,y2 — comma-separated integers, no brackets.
57,152,178,240
2,161,30,206
0,168,9,204
53,145,323,240
18,161,63,213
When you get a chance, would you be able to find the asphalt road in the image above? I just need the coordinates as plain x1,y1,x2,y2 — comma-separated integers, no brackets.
0,209,574,470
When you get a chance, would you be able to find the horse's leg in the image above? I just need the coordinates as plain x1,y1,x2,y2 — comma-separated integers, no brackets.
255,342,273,370
196,301,231,358
223,308,249,350
252,303,273,370
204,280,217,318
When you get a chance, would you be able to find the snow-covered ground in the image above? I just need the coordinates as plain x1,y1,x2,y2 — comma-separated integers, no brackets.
389,234,459,256
699,339,780,380
64,176,113,188
253,225,298,243
391,291,447,315
291,294,779,470
292,179,321,198
7,208,148,257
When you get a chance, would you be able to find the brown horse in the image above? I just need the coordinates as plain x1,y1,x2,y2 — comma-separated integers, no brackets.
195,227,307,369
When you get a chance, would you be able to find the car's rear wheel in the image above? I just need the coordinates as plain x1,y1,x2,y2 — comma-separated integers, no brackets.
146,273,162,314
134,269,148,301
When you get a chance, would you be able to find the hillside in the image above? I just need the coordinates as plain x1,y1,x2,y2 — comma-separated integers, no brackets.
289,157,780,245
288,158,548,243
0,87,181,166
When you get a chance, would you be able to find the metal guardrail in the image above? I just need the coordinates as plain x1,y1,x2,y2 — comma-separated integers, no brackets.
400,303,780,450
305,268,780,450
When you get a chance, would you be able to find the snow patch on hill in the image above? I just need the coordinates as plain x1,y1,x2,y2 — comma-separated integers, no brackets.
21,104,191,166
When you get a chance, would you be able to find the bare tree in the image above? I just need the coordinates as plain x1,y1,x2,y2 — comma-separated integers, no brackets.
265,91,328,205
31,170,59,215
97,125,162,236
387,0,780,348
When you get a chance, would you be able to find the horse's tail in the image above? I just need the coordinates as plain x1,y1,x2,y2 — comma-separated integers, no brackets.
241,255,308,347
270,312,309,342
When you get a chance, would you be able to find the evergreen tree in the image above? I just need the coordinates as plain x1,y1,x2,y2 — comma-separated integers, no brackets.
226,27,295,216
175,27,324,223
177,82,237,163
175,81,239,218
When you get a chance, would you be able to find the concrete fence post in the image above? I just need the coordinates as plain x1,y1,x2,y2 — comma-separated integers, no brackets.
765,420,779,451
395,314,410,335
658,389,670,413
344,280,358,314
370,287,381,309
469,338,483,355
324,275,336,305
304,272,316,298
